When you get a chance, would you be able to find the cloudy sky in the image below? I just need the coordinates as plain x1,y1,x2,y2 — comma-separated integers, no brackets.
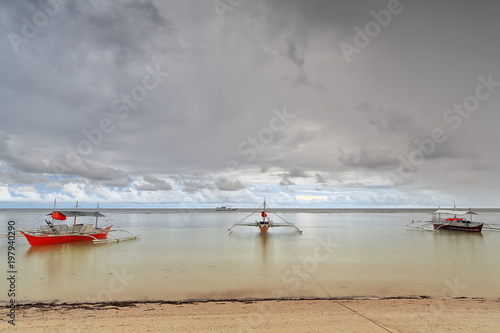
0,0,499,208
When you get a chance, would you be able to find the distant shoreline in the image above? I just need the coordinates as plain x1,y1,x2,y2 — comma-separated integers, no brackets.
2,207,500,213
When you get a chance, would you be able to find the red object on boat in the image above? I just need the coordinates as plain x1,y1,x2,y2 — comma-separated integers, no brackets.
260,211,269,233
51,211,67,220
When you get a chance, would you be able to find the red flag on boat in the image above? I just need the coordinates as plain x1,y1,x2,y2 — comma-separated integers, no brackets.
51,211,67,220
261,211,267,217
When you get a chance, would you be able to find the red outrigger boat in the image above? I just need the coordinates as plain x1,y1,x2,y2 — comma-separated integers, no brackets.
228,199,302,234
19,202,139,246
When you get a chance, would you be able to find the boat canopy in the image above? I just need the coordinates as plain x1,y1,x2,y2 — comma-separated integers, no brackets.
434,209,477,216
49,211,106,217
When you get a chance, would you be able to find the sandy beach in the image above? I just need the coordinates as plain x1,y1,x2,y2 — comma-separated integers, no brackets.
2,297,499,332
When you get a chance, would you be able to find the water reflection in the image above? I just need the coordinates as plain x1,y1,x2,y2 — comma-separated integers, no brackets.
24,240,96,256
259,232,269,259
433,230,484,251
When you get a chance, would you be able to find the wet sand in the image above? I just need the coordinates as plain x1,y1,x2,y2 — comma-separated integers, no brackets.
2,297,500,332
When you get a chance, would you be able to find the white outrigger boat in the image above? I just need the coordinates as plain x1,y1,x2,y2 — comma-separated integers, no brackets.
407,208,500,233
228,199,302,234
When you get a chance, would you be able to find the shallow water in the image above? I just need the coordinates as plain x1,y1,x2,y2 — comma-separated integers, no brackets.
1,209,499,303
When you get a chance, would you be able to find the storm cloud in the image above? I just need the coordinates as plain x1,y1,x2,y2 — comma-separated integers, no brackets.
0,0,499,207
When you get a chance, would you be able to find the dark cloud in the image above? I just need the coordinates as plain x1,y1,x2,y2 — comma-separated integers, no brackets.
0,168,47,185
279,177,295,186
284,37,304,68
338,147,396,169
315,172,326,184
182,180,213,193
358,102,420,136
259,165,270,173
98,179,130,188
135,175,172,191
215,177,245,191
282,165,308,178
0,1,499,206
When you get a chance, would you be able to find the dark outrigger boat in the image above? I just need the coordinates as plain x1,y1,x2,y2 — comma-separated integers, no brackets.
407,208,500,232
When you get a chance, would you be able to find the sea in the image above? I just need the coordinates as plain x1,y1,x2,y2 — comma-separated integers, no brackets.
1,208,499,304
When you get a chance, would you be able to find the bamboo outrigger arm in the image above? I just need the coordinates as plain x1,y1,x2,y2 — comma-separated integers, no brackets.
92,229,140,244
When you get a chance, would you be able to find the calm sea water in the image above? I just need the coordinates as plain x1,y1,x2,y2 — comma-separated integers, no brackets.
1,208,499,303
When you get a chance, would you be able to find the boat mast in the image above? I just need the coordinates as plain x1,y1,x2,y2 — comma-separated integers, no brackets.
74,200,78,226
263,198,266,222
52,198,56,224
95,202,99,228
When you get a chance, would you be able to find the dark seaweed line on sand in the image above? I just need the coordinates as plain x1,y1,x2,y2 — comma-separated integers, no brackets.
2,295,498,310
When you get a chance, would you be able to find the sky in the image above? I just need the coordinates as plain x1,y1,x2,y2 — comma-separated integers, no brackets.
0,0,499,208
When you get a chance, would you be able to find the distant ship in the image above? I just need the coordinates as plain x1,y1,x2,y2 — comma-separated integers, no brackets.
216,205,238,211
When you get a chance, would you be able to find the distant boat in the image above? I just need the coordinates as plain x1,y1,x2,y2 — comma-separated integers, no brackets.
407,208,484,232
18,201,139,246
228,199,302,234
216,206,238,211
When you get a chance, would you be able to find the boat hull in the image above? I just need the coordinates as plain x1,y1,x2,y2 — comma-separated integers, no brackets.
21,226,112,246
433,223,483,232
259,225,269,233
